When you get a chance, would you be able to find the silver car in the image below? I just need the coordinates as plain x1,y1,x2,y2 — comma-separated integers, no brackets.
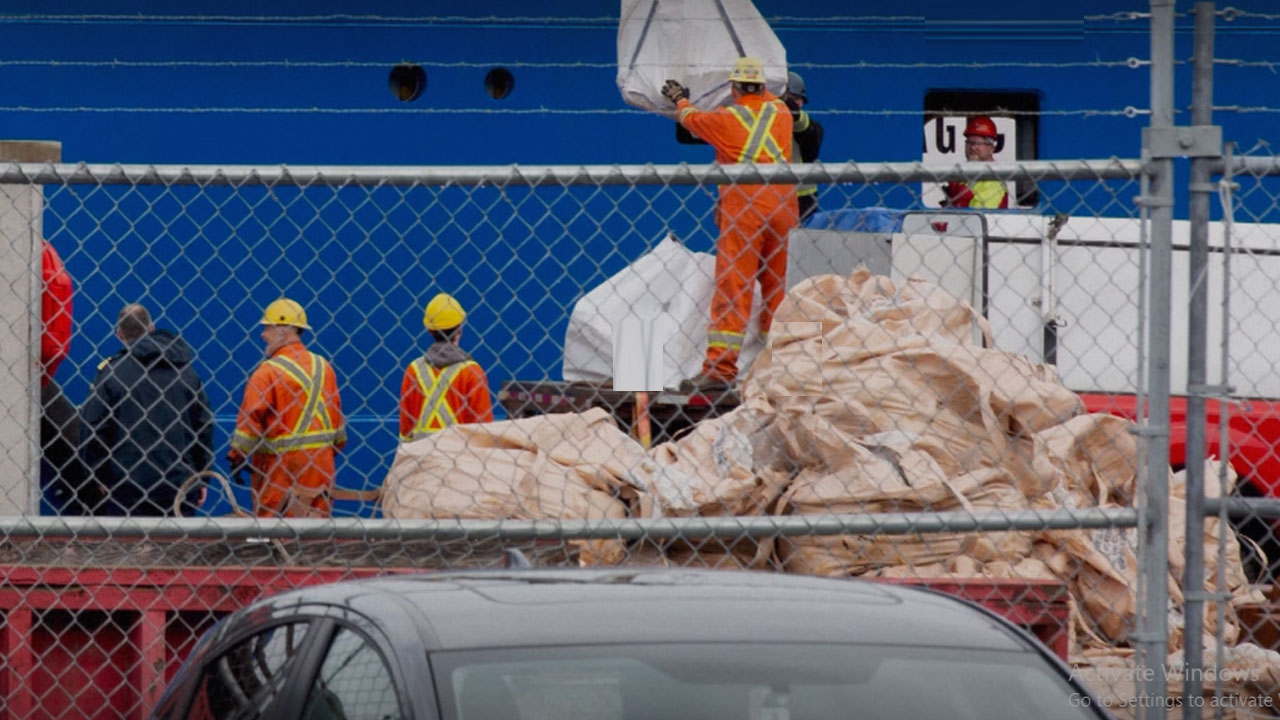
151,568,1112,720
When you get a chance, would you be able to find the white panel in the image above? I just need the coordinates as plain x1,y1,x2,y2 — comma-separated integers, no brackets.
890,233,981,311
986,243,1042,361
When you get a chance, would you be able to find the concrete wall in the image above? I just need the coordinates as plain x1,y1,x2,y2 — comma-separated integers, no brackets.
0,142,60,514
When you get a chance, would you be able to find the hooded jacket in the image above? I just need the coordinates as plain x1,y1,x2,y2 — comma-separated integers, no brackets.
81,329,214,516
398,341,493,440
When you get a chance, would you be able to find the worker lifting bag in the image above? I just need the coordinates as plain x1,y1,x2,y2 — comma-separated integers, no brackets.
562,234,764,390
616,0,788,116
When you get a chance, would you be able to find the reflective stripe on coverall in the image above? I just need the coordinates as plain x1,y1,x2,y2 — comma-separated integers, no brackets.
402,359,479,441
231,343,346,517
792,109,817,202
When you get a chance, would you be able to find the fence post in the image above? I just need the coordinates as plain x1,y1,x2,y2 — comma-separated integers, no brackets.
1138,1,1176,717
0,141,60,516
1184,2,1218,716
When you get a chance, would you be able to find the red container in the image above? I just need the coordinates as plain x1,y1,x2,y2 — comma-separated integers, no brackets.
0,567,1071,720
0,566,388,720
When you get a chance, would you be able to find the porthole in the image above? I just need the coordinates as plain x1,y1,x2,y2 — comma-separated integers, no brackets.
485,68,515,100
389,64,427,102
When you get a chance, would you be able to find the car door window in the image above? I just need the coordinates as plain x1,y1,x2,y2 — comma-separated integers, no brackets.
186,621,311,720
303,626,402,720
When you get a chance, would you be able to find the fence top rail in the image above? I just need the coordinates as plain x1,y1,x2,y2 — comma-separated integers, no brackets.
1218,155,1280,177
0,158,1144,187
0,508,1139,541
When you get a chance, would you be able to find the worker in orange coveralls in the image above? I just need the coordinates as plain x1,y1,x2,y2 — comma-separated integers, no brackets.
662,57,798,393
399,292,493,442
228,298,346,518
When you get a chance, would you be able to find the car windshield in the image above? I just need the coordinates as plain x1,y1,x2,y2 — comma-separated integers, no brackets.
432,643,1101,720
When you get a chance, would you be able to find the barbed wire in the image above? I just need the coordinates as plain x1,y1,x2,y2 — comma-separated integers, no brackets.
1083,12,1152,22
794,59,1139,69
0,104,1148,117
0,13,925,26
1216,58,1280,73
0,13,620,25
0,57,1146,70
0,59,607,69
1219,8,1280,22
1214,106,1280,114
13,57,1280,72
765,15,922,22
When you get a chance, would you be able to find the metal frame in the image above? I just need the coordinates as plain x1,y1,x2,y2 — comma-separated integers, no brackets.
0,509,1138,541
0,159,1142,187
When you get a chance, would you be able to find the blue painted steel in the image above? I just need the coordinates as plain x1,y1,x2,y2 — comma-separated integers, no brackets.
2,1,1272,514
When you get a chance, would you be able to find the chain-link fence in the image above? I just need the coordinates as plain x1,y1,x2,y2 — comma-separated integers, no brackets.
1174,144,1280,720
9,5,1280,719
0,155,1199,718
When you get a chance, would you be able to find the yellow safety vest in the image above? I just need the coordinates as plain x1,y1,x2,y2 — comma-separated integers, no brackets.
402,360,476,442
233,355,342,454
726,102,788,163
967,180,1008,209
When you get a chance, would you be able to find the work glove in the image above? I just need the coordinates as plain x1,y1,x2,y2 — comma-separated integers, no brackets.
941,181,973,208
661,79,690,104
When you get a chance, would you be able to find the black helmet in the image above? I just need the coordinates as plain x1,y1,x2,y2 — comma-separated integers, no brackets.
786,71,807,102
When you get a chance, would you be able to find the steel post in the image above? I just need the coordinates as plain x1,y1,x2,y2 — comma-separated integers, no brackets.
1183,3,1216,716
1139,2,1176,717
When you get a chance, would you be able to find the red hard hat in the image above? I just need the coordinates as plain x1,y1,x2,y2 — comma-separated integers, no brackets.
964,115,998,139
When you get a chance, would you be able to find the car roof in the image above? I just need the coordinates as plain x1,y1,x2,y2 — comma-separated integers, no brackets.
252,568,1031,653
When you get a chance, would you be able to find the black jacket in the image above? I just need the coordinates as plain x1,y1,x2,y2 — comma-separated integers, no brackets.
80,329,214,516
785,96,825,221
40,380,95,515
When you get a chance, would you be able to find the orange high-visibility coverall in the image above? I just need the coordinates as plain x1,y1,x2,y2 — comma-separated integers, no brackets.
229,341,346,517
41,241,73,386
676,91,798,381
399,356,493,441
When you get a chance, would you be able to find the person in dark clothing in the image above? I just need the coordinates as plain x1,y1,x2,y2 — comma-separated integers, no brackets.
40,381,96,515
784,71,824,222
80,304,214,516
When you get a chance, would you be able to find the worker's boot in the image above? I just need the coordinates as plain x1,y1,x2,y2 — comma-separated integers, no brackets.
677,372,735,396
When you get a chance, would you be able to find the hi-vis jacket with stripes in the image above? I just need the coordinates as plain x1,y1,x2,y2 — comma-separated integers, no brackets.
230,341,345,516
675,91,794,178
398,341,493,441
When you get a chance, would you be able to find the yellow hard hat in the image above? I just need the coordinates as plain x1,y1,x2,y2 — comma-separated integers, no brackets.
728,57,765,84
260,298,311,330
424,293,466,331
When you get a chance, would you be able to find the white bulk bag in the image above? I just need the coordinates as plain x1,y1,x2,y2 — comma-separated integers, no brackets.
617,0,788,116
562,234,764,389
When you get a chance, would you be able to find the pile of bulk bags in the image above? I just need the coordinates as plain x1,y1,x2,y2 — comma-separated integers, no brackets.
383,268,1277,712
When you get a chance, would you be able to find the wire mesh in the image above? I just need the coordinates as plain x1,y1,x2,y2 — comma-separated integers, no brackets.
1175,143,1280,720
0,156,1248,717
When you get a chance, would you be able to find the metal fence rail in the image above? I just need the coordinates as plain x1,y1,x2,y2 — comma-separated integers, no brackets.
0,508,1143,541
